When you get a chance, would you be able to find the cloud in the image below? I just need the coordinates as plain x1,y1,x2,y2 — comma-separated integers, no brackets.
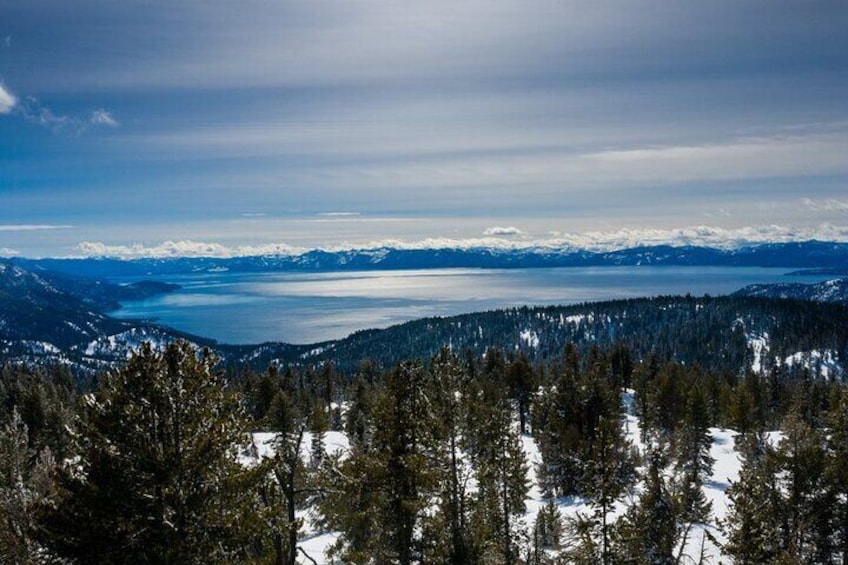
0,83,16,114
73,224,848,258
90,109,119,127
317,212,361,217
0,224,74,231
803,198,848,214
16,1,846,95
0,248,20,256
12,95,119,134
76,240,304,259
483,226,523,236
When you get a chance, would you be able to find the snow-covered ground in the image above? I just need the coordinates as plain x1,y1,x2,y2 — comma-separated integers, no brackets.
249,399,748,564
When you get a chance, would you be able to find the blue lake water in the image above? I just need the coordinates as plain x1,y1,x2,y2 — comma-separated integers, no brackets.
110,267,827,345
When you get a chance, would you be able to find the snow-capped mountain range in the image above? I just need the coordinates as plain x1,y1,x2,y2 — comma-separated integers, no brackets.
11,240,848,278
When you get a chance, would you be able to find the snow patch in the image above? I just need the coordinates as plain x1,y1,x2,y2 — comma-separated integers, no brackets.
784,349,842,380
519,329,540,349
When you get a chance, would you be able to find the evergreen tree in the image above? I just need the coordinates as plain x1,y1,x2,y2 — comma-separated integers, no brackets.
675,384,714,523
827,386,848,561
320,361,440,564
468,379,529,565
256,382,310,565
422,347,475,564
532,358,583,496
41,341,262,564
578,413,636,564
722,432,782,563
344,373,373,454
0,408,57,564
609,342,634,391
772,412,830,561
320,449,386,564
529,499,563,564
506,352,536,435
308,402,329,470
612,447,678,565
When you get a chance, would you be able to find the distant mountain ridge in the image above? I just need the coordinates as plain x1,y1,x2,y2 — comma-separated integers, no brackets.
12,240,848,278
734,278,848,303
0,261,196,374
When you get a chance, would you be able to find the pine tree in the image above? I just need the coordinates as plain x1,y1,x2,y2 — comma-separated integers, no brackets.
722,431,783,563
344,374,373,454
468,379,529,565
0,408,57,564
257,383,310,565
423,347,475,564
320,361,440,564
772,412,830,561
827,386,848,561
40,341,262,564
319,449,387,564
532,359,583,496
308,401,329,470
529,499,563,564
507,352,536,435
578,413,636,564
675,385,714,523
612,447,678,565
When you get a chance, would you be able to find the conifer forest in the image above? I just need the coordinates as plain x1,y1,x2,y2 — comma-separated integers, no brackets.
3,332,848,564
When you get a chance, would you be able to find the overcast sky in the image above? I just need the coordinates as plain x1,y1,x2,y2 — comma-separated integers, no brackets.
2,0,848,257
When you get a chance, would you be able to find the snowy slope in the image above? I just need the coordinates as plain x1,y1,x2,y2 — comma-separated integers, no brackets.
247,395,750,564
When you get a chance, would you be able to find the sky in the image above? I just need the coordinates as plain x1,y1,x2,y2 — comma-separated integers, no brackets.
1,0,848,258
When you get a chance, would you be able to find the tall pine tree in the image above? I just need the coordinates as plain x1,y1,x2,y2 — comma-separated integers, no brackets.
41,341,262,564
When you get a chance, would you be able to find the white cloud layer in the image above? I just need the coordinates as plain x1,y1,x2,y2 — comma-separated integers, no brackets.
76,240,304,259
0,224,74,231
90,109,119,127
0,83,15,114
11,94,119,134
74,224,848,259
483,226,523,236
0,248,20,256
802,198,848,213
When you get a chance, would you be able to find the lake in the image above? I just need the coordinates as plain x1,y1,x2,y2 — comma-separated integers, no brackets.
110,266,826,345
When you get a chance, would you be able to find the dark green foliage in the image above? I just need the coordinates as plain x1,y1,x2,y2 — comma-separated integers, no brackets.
283,296,848,379
40,341,262,564
257,423,307,565
0,364,77,459
723,432,783,562
723,415,838,563
675,384,714,523
506,352,537,435
422,347,475,564
468,380,529,565
612,448,679,565
532,343,632,502
0,408,58,564
534,499,563,551
320,361,442,564
827,387,848,561
773,413,831,562
579,414,637,564
1,303,847,565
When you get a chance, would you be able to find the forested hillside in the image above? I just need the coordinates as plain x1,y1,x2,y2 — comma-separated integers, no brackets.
3,340,848,563
735,277,848,303
273,295,847,378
